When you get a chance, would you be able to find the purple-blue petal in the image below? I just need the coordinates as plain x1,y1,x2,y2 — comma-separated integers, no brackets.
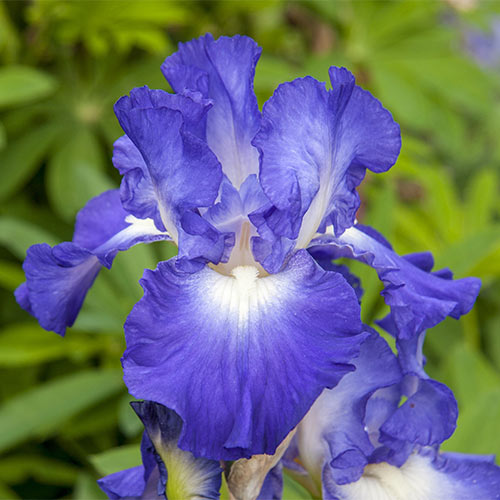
296,332,401,486
97,466,147,500
123,250,364,460
252,68,400,272
114,87,223,245
257,463,283,500
311,225,481,339
379,378,458,450
17,190,169,335
162,34,262,188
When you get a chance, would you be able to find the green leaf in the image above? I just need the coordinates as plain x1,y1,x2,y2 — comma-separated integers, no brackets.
282,472,315,499
0,122,61,202
0,369,123,453
443,388,500,459
90,444,141,476
442,342,500,410
0,260,24,290
47,128,114,221
118,394,142,438
73,473,107,500
464,169,499,232
0,66,57,108
0,455,77,485
0,216,58,260
0,323,113,367
434,227,500,279
0,121,5,150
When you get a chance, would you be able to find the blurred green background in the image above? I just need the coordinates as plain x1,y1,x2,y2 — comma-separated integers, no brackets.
1,0,500,498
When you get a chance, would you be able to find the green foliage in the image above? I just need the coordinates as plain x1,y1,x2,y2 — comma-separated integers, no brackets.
0,0,499,498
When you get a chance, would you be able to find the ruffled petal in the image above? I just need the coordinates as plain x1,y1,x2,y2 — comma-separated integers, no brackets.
16,190,169,335
112,87,213,232
324,449,500,500
123,250,365,460
162,34,262,188
296,333,401,486
114,87,222,247
379,378,458,451
310,225,481,339
132,401,222,500
252,69,400,272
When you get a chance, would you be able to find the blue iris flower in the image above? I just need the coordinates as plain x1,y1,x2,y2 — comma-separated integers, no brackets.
286,328,500,500
16,34,480,462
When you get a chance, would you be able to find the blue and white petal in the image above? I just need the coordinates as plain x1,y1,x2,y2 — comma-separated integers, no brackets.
296,333,401,487
324,449,500,500
311,225,481,339
114,87,222,246
252,68,400,272
132,401,222,500
112,87,213,232
16,190,169,335
162,34,262,188
123,250,365,460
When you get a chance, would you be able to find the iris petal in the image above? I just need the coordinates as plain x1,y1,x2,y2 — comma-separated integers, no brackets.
114,87,222,244
252,68,400,272
162,34,262,188
123,250,365,460
16,190,169,335
310,225,481,339
296,333,401,487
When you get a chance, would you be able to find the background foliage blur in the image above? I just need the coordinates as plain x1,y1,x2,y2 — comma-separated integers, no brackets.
1,0,500,498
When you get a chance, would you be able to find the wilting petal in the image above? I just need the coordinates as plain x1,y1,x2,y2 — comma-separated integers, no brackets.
323,449,500,500
132,401,222,500
296,333,401,486
162,34,262,188
16,190,169,335
123,250,364,460
310,225,481,339
252,68,400,272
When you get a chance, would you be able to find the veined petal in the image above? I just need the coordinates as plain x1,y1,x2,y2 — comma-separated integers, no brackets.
252,69,400,272
123,250,365,460
113,87,213,232
296,333,401,487
310,225,481,339
114,86,222,245
324,450,500,500
162,34,262,188
16,190,169,335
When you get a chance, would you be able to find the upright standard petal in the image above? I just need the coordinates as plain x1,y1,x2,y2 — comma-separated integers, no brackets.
114,87,222,242
310,225,481,339
123,250,365,460
162,34,262,188
112,87,213,232
16,190,169,335
252,68,401,272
